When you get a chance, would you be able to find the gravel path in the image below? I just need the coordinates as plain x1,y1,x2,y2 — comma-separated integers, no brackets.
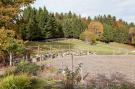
51,55,135,81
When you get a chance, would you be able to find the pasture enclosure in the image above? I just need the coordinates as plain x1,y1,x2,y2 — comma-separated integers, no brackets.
26,39,135,55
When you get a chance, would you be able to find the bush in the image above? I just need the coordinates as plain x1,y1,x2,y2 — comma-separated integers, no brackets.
80,31,97,45
79,32,86,41
62,63,84,89
16,60,40,75
0,74,32,89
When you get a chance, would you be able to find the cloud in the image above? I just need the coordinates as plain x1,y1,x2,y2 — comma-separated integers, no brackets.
33,0,135,23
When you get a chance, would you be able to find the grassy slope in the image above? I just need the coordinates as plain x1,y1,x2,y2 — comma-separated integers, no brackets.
26,39,135,55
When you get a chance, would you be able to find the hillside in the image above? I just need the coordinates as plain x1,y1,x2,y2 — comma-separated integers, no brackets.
26,39,135,55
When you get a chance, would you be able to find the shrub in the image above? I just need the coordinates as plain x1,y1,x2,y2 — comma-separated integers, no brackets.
79,32,86,41
62,63,84,89
16,60,40,75
80,31,97,44
0,74,32,89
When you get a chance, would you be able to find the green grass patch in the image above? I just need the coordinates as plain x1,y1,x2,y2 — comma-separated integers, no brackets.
26,39,135,55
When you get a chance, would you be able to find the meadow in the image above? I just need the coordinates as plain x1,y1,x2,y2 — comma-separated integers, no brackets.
26,39,135,55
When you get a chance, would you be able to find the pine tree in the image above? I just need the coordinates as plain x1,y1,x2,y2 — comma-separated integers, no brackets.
112,28,129,43
103,24,113,43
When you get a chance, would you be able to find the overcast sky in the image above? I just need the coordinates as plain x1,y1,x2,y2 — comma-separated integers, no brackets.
33,0,135,23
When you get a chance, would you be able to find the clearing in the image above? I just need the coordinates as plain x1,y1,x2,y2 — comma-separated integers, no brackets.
26,39,135,55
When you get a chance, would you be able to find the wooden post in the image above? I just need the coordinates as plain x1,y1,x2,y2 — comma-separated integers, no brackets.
126,51,128,55
69,44,70,53
113,50,115,55
38,45,42,61
59,45,61,51
71,53,74,72
119,48,121,54
71,53,74,89
61,62,64,70
50,45,53,59
38,45,40,55
40,54,42,61
26,54,28,61
50,45,52,52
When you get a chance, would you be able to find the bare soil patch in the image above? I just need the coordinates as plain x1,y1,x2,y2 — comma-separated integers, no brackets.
51,55,135,82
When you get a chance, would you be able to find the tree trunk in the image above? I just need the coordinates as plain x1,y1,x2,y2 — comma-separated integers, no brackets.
9,52,13,66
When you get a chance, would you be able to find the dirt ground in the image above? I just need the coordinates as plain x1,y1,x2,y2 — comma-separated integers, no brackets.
51,55,135,82
0,68,4,76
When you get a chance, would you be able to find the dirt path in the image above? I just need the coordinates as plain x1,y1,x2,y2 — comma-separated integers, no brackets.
51,55,135,81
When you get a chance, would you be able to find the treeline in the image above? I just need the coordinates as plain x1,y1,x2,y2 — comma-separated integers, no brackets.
19,7,87,40
18,6,135,45
94,15,134,44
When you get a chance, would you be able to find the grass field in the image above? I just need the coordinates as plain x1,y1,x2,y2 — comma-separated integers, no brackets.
26,39,135,55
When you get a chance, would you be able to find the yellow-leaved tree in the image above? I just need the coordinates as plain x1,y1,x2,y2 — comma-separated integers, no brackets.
0,0,35,66
0,28,24,66
0,0,35,28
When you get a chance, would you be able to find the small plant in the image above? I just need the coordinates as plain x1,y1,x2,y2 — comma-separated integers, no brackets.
15,60,40,75
62,63,83,89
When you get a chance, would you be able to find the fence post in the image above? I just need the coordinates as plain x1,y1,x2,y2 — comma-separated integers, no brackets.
113,50,115,55
38,45,40,55
38,45,42,61
71,53,74,89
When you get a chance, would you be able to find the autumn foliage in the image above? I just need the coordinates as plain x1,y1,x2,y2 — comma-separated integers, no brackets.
88,21,104,35
0,0,35,28
80,30,97,44
115,20,125,29
129,27,135,44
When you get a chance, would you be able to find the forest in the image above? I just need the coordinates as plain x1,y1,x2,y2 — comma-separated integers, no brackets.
17,6,135,44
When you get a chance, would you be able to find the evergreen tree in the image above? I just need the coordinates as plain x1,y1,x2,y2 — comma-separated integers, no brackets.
20,6,64,40
112,28,129,43
102,24,113,43
61,11,87,38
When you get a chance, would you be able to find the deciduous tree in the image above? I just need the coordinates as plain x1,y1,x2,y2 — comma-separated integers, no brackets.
0,28,24,66
0,0,35,28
